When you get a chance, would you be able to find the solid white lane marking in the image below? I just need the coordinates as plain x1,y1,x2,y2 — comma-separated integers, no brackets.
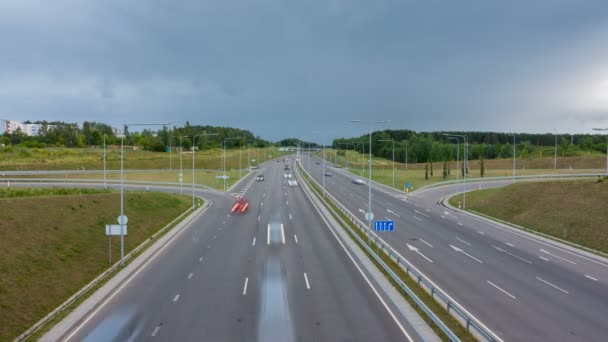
406,243,434,263
450,244,484,264
257,215,260,222
477,231,485,235
289,213,293,220
151,326,160,337
456,237,471,246
536,277,569,294
252,237,256,246
304,273,311,289
540,249,576,265
419,239,433,248
294,234,298,244
585,275,598,281
387,209,401,218
188,273,193,279
173,294,180,302
267,224,270,245
539,256,550,261
487,281,516,299
505,242,515,247
491,245,533,264
414,216,422,222
281,224,285,244
243,277,249,295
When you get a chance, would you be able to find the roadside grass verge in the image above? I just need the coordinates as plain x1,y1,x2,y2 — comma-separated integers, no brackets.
297,164,475,342
449,180,608,254
0,189,192,341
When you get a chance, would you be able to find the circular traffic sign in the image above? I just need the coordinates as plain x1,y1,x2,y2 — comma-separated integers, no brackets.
365,212,374,221
117,215,128,225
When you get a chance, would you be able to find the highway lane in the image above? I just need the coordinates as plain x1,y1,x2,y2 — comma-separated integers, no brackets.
46,158,416,341
304,154,608,342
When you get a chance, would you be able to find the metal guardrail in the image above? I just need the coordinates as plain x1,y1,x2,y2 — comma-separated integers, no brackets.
297,161,502,342
1,178,218,191
0,168,241,176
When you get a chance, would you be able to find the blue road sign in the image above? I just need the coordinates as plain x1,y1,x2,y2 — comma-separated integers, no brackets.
374,220,394,232
405,182,411,189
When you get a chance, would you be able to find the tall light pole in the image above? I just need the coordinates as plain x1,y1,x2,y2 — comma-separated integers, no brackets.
512,134,516,183
405,140,408,170
103,134,107,189
444,134,468,209
169,134,173,171
379,139,395,188
553,129,558,169
447,137,459,184
179,136,185,193
119,123,169,266
223,137,243,190
350,119,391,243
593,128,608,175
192,133,218,207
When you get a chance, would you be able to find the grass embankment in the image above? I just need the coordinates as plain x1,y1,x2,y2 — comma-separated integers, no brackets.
0,146,285,171
449,180,608,254
0,188,192,341
297,164,475,341
320,149,606,190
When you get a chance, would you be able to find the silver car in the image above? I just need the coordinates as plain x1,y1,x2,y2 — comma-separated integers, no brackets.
352,178,366,185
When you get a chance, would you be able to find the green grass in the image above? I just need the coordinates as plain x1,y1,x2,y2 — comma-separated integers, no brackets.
0,146,286,171
319,149,606,190
297,164,475,342
0,189,192,341
449,179,608,254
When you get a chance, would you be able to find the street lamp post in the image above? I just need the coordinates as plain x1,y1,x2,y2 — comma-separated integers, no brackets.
350,119,391,243
179,136,185,193
192,133,219,207
405,140,408,170
447,137,459,185
592,128,608,175
379,139,395,189
223,137,243,191
443,134,468,209
513,134,516,182
554,129,558,169
103,134,107,189
119,123,169,266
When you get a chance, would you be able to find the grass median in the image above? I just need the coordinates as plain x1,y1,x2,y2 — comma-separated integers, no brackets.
297,164,475,341
0,188,193,341
449,179,608,254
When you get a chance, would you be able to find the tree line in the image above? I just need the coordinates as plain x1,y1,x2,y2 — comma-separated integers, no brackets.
333,130,608,163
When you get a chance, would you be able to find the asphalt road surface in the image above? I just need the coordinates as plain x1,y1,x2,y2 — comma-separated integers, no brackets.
45,158,417,341
304,154,608,342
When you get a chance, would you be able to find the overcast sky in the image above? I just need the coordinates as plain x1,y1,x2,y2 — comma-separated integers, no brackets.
1,0,608,142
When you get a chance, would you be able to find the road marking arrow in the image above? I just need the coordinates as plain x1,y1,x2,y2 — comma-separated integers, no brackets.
450,244,484,264
491,245,532,264
406,243,434,263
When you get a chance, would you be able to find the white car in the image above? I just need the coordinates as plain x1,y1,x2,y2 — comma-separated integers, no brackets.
288,180,299,187
352,178,366,185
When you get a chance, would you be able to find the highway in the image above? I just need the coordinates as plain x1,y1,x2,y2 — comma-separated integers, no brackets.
48,158,417,341
304,154,608,341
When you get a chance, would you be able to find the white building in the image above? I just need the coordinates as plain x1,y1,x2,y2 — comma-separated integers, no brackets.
23,123,43,136
3,120,24,134
1,120,55,136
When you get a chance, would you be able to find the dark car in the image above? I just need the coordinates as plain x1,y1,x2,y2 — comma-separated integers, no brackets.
283,165,290,170
324,172,332,177
256,174,264,181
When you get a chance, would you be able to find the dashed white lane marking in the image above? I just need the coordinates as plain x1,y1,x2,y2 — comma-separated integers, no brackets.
419,239,433,248
151,326,161,337
478,231,485,235
456,237,471,246
289,213,293,220
457,222,464,226
188,273,193,279
173,294,181,302
261,202,263,207
536,277,569,294
387,209,401,218
252,237,256,246
413,216,422,222
487,280,516,299
540,249,576,265
223,221,226,225
285,192,287,196
294,234,298,244
539,256,550,261
199,257,203,262
267,224,270,245
304,273,311,289
243,277,249,295
213,235,216,240
585,275,598,281
286,201,289,206
257,215,261,222
505,242,515,247
440,215,446,219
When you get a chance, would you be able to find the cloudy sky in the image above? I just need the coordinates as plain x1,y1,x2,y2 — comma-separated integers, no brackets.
1,0,608,141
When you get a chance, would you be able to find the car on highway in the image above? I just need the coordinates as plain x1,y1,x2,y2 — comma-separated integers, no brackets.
283,165,290,170
283,173,292,179
231,195,249,213
287,180,298,187
324,172,332,177
352,178,366,185
315,162,321,165
256,174,264,181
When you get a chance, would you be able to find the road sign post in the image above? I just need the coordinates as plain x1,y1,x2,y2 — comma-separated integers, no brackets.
374,220,394,232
